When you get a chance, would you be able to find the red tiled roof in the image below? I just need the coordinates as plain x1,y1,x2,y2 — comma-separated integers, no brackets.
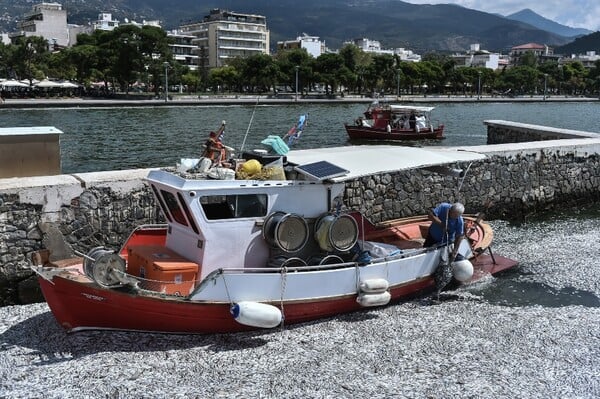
512,43,546,50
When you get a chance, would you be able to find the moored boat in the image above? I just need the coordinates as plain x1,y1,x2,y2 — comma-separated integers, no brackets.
31,146,516,334
345,103,445,141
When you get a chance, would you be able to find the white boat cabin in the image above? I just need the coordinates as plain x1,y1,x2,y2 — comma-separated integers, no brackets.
146,145,486,280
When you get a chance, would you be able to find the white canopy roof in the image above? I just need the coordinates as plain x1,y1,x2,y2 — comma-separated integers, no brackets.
286,145,486,182
1,79,30,88
35,79,63,88
389,105,435,113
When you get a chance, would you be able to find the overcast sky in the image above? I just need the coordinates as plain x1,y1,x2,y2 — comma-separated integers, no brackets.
403,1,600,31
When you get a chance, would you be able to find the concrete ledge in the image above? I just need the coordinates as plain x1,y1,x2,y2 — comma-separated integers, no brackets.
0,168,156,223
458,137,600,156
485,120,600,144
73,168,157,194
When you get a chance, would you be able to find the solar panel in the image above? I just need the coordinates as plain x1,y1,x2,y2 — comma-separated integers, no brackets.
294,160,349,181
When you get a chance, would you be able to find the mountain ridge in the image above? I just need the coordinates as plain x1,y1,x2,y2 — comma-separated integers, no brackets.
505,8,592,38
0,0,574,52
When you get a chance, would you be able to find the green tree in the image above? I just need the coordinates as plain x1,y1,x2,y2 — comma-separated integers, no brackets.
314,52,345,94
274,48,313,93
588,60,600,96
47,50,76,81
0,43,15,78
241,53,281,93
11,36,50,83
181,71,201,93
518,51,538,68
62,44,98,84
498,66,540,94
208,65,239,92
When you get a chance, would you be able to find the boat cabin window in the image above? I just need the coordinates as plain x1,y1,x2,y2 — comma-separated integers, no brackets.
177,192,199,234
200,194,268,220
160,189,189,226
150,184,172,222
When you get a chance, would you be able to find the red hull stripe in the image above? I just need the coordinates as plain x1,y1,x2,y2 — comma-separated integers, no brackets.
39,276,435,334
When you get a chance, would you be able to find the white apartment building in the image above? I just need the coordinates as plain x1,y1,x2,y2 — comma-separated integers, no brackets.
180,9,270,69
167,31,199,70
451,44,502,70
563,51,600,69
93,13,120,31
93,13,161,31
277,34,326,58
348,38,421,62
10,2,70,47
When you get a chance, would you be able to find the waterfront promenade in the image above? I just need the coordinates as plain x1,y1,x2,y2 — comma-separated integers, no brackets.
1,93,598,108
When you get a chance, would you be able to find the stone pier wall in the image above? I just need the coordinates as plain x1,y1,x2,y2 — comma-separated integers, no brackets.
486,120,600,144
1,121,599,305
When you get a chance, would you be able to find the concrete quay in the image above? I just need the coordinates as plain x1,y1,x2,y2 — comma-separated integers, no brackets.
0,94,598,108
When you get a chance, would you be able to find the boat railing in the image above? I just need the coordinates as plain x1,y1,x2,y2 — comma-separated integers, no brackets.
190,261,359,297
119,224,168,255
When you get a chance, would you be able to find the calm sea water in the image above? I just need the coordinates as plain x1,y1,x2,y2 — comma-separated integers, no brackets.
0,101,599,173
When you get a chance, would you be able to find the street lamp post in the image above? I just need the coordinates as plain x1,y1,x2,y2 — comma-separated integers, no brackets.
477,70,482,100
543,73,548,101
163,62,170,103
396,69,400,99
295,65,299,102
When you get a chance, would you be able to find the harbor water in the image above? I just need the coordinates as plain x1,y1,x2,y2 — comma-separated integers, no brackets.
0,101,599,173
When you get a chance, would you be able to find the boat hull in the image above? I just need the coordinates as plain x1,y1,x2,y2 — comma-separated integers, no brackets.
38,273,435,334
345,124,444,141
37,252,516,334
34,212,516,334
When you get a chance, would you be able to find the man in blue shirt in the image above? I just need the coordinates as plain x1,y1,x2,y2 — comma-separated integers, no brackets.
423,202,465,261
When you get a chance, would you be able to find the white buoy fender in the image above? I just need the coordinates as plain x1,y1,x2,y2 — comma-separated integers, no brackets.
452,259,474,282
359,278,389,293
230,301,282,328
356,291,391,307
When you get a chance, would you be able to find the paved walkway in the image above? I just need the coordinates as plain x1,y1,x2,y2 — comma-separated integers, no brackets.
1,94,598,108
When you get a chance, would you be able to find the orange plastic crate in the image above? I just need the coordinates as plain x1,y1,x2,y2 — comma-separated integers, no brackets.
127,245,199,295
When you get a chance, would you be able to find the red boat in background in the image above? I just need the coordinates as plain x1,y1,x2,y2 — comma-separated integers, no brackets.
345,103,445,141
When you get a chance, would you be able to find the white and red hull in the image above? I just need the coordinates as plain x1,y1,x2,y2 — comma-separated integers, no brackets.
38,271,435,334
31,160,519,335
35,214,516,334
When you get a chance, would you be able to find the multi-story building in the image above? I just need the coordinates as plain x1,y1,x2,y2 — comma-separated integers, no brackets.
179,9,270,69
562,51,600,69
347,38,421,62
167,30,199,70
10,2,70,47
93,13,120,31
451,44,503,70
277,34,326,58
510,43,557,65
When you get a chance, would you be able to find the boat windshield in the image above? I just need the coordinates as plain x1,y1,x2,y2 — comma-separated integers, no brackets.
200,194,268,220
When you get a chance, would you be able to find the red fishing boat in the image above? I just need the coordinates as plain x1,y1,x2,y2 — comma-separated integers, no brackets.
31,146,516,334
345,103,445,141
